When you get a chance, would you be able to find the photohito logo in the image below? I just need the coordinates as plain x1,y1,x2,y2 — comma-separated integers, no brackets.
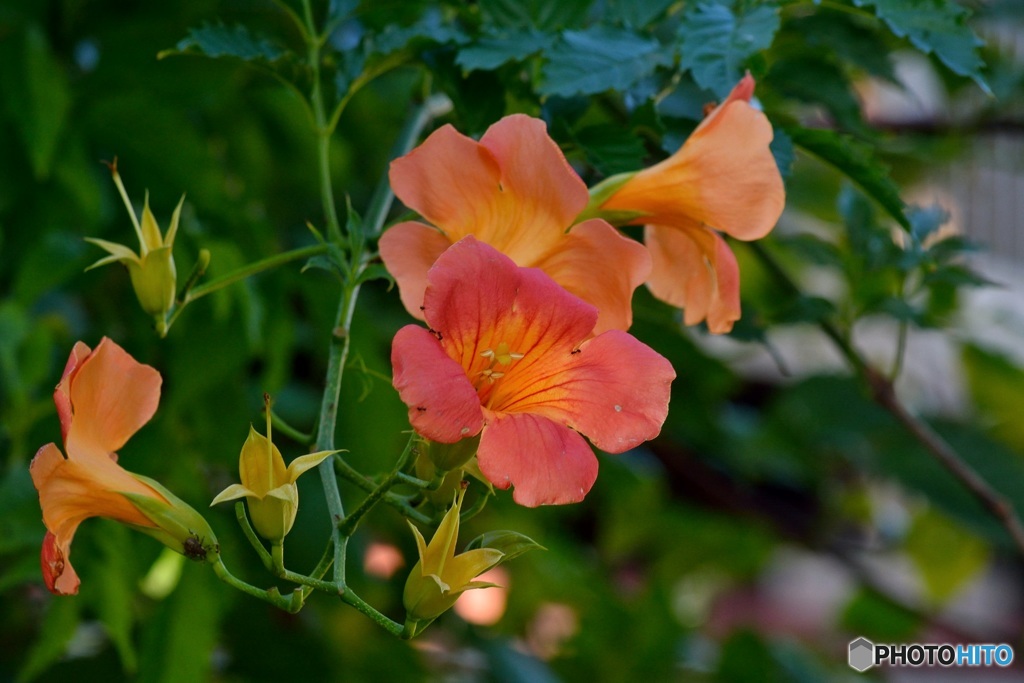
848,637,1014,672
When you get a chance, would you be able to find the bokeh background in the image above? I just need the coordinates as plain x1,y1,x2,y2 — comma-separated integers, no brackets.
3,0,1024,680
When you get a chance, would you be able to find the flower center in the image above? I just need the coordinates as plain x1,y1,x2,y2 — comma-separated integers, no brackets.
475,341,525,398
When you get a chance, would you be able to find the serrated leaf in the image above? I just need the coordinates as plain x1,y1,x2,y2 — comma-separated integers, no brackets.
540,26,672,97
603,0,677,27
573,124,647,176
465,530,545,562
372,11,468,56
678,1,781,98
165,22,287,62
766,56,866,132
456,29,555,72
852,0,990,94
480,0,593,31
355,264,394,287
787,13,899,84
788,125,910,229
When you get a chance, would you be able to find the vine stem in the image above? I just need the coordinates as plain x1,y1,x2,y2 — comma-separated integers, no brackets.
749,241,1024,557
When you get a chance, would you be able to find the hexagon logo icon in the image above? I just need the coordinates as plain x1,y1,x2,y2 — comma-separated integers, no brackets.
849,637,875,672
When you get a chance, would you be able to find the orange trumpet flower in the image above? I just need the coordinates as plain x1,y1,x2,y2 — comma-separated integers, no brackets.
31,338,216,595
391,237,674,507
380,114,651,334
599,74,785,333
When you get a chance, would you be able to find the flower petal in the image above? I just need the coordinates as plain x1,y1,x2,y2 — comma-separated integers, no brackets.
476,114,589,261
54,341,93,447
392,325,484,443
389,124,503,241
423,237,597,394
532,218,651,333
645,224,740,333
478,412,599,507
64,337,161,460
238,426,288,498
210,483,256,506
520,329,674,452
389,116,587,265
31,441,164,593
41,531,79,596
285,450,339,483
602,81,783,242
378,221,454,320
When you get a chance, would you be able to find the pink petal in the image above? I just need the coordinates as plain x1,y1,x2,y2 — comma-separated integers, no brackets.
500,329,675,453
532,218,651,334
478,412,598,507
422,237,598,381
64,338,161,460
378,221,454,320
645,224,741,333
391,325,484,443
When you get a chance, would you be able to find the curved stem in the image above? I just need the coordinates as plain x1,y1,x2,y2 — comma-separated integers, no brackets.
338,433,418,537
749,241,1024,557
212,557,301,612
234,502,273,570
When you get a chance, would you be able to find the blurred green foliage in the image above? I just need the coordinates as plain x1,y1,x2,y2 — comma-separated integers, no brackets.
2,0,1024,681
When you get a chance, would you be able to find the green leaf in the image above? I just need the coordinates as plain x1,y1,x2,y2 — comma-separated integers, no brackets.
962,344,1024,451
766,56,866,133
852,0,990,94
0,25,71,180
456,29,555,72
17,598,80,683
677,1,781,98
540,26,672,97
785,13,899,84
603,0,677,27
480,0,593,31
138,566,222,683
840,588,921,642
466,530,546,562
355,264,394,287
164,22,287,62
788,125,910,229
572,124,647,176
905,508,989,603
88,522,138,673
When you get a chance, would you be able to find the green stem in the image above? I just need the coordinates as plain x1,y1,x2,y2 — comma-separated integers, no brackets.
187,244,328,305
234,502,273,570
338,434,418,537
270,410,314,446
212,557,301,613
340,588,405,637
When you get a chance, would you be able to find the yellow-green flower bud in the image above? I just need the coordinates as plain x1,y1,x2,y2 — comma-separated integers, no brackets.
211,397,335,543
85,159,183,324
403,487,504,634
122,474,220,563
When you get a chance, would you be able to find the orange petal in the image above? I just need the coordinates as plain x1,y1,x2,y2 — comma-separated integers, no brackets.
532,219,651,333
389,124,504,242
378,221,454,320
388,116,587,265
54,341,92,447
421,237,598,401
30,442,164,594
603,86,783,242
478,412,598,507
508,329,675,453
64,337,161,460
477,114,589,261
645,224,741,334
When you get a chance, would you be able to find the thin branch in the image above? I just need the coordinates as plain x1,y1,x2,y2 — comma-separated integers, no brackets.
749,241,1024,558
